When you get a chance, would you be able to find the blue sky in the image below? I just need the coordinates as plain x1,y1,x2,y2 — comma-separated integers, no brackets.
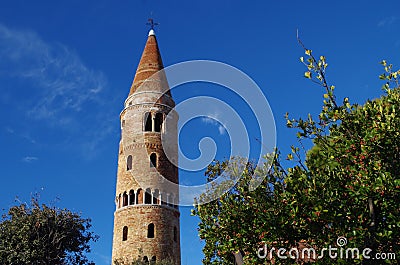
0,0,399,264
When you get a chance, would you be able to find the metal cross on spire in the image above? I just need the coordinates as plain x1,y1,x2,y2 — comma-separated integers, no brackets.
146,18,159,30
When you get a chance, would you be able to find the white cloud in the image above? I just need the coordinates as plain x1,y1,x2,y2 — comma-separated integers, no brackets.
5,126,14,134
0,23,107,124
200,116,217,125
22,156,38,163
21,132,37,144
378,16,398,27
218,125,226,135
0,23,115,158
201,116,226,135
4,126,37,144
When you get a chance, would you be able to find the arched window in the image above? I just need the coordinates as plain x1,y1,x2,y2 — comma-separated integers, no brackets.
122,192,128,207
150,153,157,168
122,226,128,241
154,112,163,132
169,194,174,207
174,226,178,242
127,155,132,171
143,256,149,263
144,112,152,131
145,188,152,204
153,189,159,204
129,190,135,205
147,223,155,238
118,194,121,208
151,256,156,263
136,188,143,204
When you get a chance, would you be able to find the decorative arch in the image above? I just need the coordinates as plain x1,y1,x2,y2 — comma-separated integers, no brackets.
154,112,163,132
145,188,152,204
129,190,135,205
150,153,157,168
136,188,143,204
122,226,128,241
122,192,128,207
147,223,155,238
169,194,175,207
127,155,133,171
144,112,152,131
153,189,160,204
161,195,167,205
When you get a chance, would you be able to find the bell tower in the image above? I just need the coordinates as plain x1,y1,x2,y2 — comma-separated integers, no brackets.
111,27,180,264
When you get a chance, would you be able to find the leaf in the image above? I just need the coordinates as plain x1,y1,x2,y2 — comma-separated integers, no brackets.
304,71,312,79
305,49,312,55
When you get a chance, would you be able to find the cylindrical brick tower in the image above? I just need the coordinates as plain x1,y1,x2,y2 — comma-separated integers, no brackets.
111,28,180,265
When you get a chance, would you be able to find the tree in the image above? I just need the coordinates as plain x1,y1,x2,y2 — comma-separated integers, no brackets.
0,195,98,265
193,157,291,264
283,43,400,264
193,46,400,264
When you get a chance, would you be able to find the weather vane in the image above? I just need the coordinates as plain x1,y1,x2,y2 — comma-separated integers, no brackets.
146,18,159,30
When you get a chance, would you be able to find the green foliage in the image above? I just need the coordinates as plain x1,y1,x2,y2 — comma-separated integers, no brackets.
193,157,288,264
193,46,400,264
0,195,98,265
285,46,400,263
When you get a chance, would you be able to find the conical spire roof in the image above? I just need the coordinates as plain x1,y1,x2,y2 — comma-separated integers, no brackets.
129,30,171,97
